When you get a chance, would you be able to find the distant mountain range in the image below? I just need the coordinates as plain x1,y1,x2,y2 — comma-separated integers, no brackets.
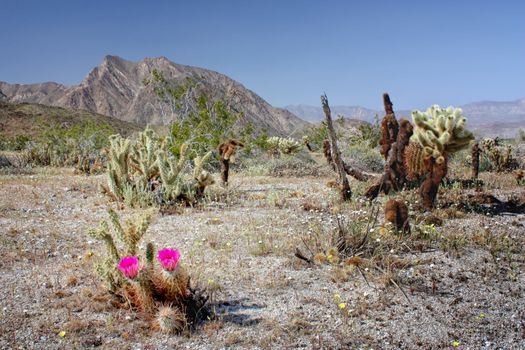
286,98,525,138
0,55,307,136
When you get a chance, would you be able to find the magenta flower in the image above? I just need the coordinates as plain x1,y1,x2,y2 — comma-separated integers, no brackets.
157,248,181,271
118,256,140,280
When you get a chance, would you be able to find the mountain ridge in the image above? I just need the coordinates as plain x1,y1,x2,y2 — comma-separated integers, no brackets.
0,55,308,136
286,97,525,138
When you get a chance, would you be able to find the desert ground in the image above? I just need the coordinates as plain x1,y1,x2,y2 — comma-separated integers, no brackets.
1,164,524,350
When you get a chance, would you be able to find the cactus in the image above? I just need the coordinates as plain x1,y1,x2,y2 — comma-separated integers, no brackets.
193,152,215,200
404,142,426,181
480,138,515,172
379,93,399,159
412,105,474,164
218,139,244,184
157,305,187,334
266,136,302,156
88,210,205,333
88,208,154,292
103,127,213,207
471,142,480,179
157,143,188,201
384,199,410,234
411,105,474,209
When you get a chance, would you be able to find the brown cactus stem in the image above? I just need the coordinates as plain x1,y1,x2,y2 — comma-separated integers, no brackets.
420,156,448,210
379,93,399,160
219,158,229,185
471,142,480,179
321,94,352,200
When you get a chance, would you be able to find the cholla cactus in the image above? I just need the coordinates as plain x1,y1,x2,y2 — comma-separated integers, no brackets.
412,105,474,164
103,127,213,207
192,152,215,200
411,105,474,209
157,143,188,201
266,136,302,155
481,138,514,172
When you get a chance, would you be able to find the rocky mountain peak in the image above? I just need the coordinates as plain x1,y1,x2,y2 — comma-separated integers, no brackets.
0,56,308,135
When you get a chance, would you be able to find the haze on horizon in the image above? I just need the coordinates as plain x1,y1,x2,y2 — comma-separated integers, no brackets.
1,0,524,110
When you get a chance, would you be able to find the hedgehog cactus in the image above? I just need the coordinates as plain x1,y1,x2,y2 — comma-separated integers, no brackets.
412,105,474,209
88,208,154,292
88,209,202,333
157,306,187,334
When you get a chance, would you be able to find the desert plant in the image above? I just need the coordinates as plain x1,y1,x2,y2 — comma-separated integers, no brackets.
379,93,399,159
218,139,244,184
364,95,414,200
266,136,302,156
384,199,410,234
480,138,516,172
88,209,206,333
412,105,475,209
103,126,214,207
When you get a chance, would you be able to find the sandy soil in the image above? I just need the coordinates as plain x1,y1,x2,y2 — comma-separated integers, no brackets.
1,169,524,350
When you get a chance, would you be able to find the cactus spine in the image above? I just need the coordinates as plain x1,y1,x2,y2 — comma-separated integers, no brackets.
411,105,474,209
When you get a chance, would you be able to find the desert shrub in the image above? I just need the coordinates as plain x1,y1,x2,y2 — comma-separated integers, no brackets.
241,151,325,177
88,208,208,333
0,134,30,151
343,142,384,173
145,69,255,159
20,120,114,173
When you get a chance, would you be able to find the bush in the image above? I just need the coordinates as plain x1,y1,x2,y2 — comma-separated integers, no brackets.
343,142,384,173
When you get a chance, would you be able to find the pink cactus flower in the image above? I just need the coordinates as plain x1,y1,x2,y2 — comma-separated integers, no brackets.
118,256,140,280
157,248,181,271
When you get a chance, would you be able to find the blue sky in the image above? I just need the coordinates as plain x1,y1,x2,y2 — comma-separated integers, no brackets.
1,0,524,109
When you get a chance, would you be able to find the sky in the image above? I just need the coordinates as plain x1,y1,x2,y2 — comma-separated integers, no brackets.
1,0,524,110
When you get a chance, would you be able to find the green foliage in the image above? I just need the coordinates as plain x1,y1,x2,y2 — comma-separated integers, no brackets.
20,119,115,173
344,142,384,173
351,114,381,148
303,123,328,149
0,134,31,151
145,69,253,158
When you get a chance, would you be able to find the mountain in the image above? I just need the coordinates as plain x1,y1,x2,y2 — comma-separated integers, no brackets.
0,55,308,136
286,98,525,138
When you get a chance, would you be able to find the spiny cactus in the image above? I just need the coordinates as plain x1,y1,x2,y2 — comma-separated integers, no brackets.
481,138,515,172
412,105,474,165
218,139,244,184
411,105,474,209
193,152,215,199
404,142,426,181
129,126,161,184
379,93,399,159
103,127,213,207
88,208,154,292
266,136,302,156
157,305,187,334
157,143,188,201
384,199,410,234
88,211,204,333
